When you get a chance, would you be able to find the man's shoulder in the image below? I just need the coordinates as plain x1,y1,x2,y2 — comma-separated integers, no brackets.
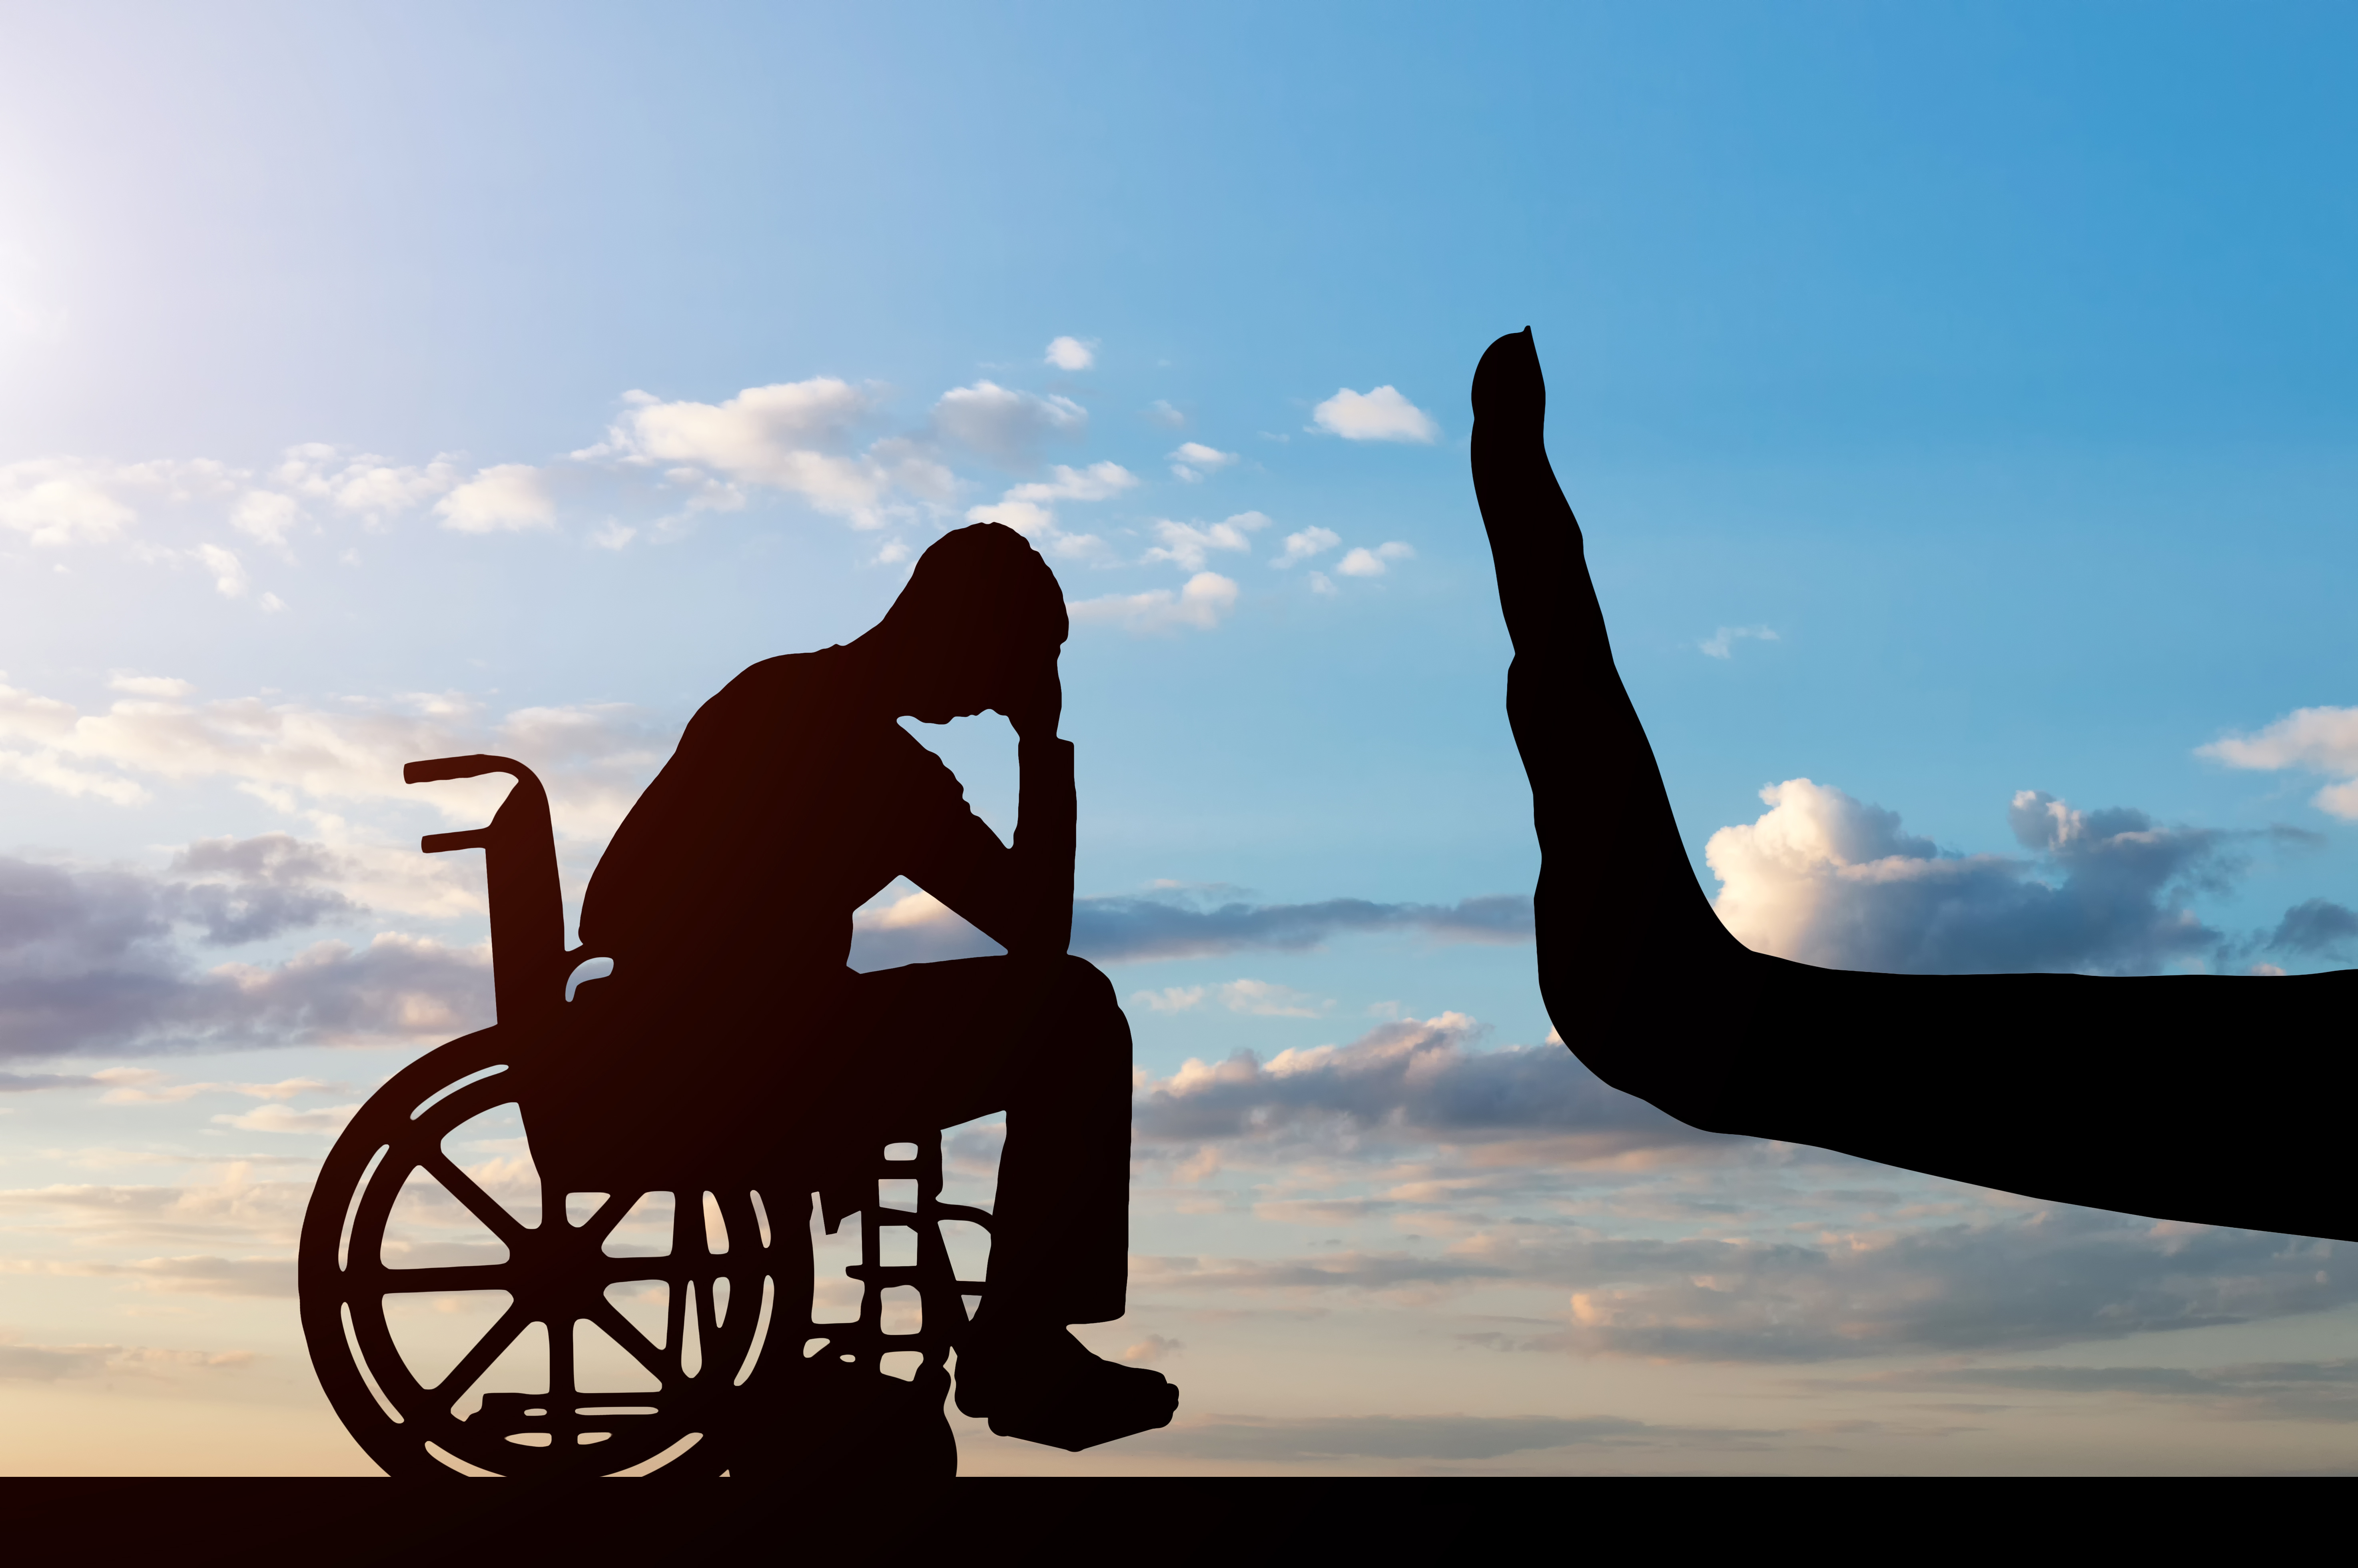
724,646,838,691
692,648,844,718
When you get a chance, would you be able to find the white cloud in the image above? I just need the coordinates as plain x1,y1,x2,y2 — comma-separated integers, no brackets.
932,380,1087,464
597,379,952,531
1143,517,1254,573
862,436,958,506
1272,527,1341,569
433,464,556,533
193,543,247,598
1700,625,1779,659
1134,1010,1672,1152
2199,706,2358,819
1128,980,1329,1017
0,674,667,843
1308,571,1338,596
0,458,235,547
1045,336,1097,371
229,490,302,547
1337,541,1414,578
271,445,461,519
1706,778,2245,974
1144,400,1187,430
1168,442,1238,482
622,377,869,469
1044,533,1111,564
1311,386,1439,444
1001,461,1138,507
966,462,1139,559
211,1101,360,1135
1067,571,1240,634
0,473,135,545
589,521,636,550
977,499,1057,537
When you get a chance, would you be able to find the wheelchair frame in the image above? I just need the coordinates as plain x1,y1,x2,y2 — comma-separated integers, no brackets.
295,755,989,1477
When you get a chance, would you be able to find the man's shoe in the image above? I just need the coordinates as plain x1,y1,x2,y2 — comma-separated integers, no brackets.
954,1328,1179,1452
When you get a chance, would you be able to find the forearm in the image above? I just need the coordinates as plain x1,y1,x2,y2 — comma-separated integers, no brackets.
1472,332,1736,983
1013,735,1075,953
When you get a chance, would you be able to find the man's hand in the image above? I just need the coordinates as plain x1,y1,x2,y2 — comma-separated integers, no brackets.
1000,651,1063,743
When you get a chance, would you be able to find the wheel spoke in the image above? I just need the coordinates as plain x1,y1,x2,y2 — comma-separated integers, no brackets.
351,1262,525,1296
574,1189,636,1249
585,1295,678,1386
431,1297,534,1402
349,1253,705,1298
423,1150,529,1249
664,1268,687,1365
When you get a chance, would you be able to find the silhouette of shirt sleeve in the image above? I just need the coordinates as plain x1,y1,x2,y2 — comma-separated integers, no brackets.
904,734,1074,958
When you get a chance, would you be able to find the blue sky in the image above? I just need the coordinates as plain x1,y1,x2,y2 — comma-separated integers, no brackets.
5,2,2358,1474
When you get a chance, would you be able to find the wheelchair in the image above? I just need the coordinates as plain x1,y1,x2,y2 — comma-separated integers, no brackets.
296,755,992,1478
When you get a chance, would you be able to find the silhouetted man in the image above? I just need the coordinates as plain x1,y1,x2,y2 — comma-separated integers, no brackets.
573,521,1177,1450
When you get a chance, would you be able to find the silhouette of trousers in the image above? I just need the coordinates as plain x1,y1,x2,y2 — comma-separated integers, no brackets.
826,953,1133,1327
544,952,1132,1325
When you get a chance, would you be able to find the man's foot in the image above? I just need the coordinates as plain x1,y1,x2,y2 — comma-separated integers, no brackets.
954,1327,1179,1452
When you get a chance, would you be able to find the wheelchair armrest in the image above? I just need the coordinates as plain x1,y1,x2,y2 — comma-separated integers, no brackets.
421,828,493,855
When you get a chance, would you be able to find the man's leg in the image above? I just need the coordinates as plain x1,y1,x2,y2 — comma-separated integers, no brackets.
849,953,1176,1448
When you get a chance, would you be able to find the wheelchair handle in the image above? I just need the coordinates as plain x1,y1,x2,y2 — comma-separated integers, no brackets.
406,752,524,787
406,753,567,1029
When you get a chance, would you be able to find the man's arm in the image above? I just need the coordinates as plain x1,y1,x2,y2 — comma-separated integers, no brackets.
903,657,1073,957
1012,727,1075,954
1477,326,2358,1243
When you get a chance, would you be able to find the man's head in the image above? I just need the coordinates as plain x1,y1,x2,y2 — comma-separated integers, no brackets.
871,522,1067,723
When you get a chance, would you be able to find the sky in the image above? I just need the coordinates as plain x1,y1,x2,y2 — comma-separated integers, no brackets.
6,0,2358,1475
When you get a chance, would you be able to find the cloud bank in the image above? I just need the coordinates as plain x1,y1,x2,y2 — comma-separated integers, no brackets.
1706,778,2316,974
848,886,1533,971
1125,1014,2356,1365
0,846,490,1059
0,673,666,842
1134,1011,1702,1158
1071,890,1531,963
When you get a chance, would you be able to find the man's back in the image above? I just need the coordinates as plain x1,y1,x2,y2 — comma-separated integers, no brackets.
581,647,973,981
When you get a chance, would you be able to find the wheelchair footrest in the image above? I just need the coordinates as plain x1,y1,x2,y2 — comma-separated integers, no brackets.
844,1261,984,1291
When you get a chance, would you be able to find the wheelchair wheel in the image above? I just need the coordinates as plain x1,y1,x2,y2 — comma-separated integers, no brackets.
298,1026,805,1477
